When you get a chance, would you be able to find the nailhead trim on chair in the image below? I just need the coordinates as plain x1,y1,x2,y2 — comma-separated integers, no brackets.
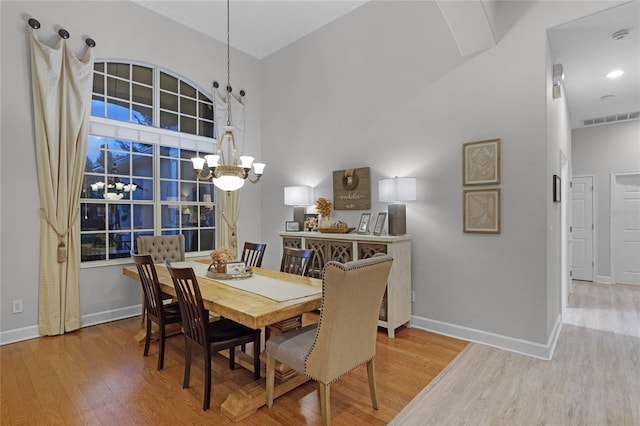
303,253,393,385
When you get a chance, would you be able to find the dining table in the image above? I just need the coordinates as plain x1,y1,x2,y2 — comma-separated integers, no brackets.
123,259,322,422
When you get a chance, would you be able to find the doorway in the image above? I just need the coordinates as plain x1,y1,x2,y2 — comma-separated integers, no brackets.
570,175,594,282
612,173,640,285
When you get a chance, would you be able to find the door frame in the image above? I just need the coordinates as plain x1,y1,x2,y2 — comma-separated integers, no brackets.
610,171,640,285
571,174,596,283
560,152,570,306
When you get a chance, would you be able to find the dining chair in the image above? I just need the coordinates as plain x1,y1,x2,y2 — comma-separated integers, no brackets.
131,253,182,370
280,247,313,277
137,234,185,263
136,235,186,315
240,242,267,267
265,254,393,426
267,247,315,337
165,261,261,411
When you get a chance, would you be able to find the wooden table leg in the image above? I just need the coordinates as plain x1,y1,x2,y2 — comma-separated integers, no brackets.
220,374,310,422
218,347,310,422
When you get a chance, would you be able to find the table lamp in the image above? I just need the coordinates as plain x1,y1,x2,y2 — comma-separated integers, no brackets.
284,186,314,230
378,177,416,235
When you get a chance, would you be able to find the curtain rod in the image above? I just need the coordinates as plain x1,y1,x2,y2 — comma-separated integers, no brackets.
28,18,96,48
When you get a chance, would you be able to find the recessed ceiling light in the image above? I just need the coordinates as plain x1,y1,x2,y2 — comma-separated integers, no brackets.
606,69,624,79
600,94,615,101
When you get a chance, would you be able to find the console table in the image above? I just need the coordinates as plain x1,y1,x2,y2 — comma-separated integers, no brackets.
279,231,411,338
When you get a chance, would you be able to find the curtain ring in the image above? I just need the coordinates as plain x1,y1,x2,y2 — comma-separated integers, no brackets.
58,28,70,39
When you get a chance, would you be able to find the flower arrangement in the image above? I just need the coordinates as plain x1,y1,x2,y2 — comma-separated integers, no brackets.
210,247,237,265
316,197,332,217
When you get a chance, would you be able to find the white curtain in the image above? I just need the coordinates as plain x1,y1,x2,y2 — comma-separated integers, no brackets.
214,90,246,255
29,28,94,335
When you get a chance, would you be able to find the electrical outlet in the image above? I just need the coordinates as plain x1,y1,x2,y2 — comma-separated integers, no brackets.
411,291,415,303
12,300,23,314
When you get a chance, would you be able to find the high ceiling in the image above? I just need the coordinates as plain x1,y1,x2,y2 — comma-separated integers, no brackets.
133,1,640,130
548,1,640,129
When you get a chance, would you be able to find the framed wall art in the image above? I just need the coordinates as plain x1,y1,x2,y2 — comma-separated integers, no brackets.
463,188,501,234
332,167,371,210
463,138,501,186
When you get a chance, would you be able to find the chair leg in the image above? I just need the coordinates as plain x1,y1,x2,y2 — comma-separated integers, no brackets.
319,382,331,426
157,325,166,370
183,344,191,388
266,354,275,408
143,318,152,357
253,336,261,380
203,352,211,411
229,346,235,370
366,359,379,409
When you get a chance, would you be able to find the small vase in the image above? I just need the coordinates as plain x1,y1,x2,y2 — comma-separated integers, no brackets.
216,262,226,273
319,215,332,229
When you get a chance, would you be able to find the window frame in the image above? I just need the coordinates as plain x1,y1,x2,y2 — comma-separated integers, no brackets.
81,61,218,268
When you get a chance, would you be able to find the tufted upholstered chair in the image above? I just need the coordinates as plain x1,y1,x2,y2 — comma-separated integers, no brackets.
265,254,393,426
137,235,186,263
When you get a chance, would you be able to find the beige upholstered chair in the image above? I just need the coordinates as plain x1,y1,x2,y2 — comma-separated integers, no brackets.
265,254,393,425
137,235,185,263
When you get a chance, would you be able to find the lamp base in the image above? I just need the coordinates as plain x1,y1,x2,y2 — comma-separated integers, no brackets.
293,206,306,231
388,203,406,236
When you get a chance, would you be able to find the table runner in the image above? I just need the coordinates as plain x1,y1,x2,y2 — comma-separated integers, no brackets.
170,261,321,302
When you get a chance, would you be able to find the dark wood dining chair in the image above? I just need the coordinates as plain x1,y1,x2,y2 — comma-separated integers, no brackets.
164,261,261,411
131,253,182,370
269,247,314,338
240,242,267,267
280,247,313,277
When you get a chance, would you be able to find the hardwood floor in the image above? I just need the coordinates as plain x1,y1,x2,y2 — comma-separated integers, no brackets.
1,315,467,425
391,281,640,425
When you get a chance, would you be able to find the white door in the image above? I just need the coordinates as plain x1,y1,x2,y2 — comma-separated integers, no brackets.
614,173,640,285
571,176,594,281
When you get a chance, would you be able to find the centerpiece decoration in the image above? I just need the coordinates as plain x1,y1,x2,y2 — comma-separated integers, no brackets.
209,247,237,273
316,197,333,229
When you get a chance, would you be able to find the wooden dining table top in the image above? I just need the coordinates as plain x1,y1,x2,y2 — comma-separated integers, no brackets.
123,259,322,330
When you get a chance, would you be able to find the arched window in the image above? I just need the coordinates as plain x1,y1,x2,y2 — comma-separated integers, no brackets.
81,61,217,264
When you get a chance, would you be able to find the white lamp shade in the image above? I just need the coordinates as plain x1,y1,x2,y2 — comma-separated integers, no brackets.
239,156,254,168
378,177,417,202
214,175,246,191
191,157,206,170
204,154,220,167
284,186,315,206
253,162,266,175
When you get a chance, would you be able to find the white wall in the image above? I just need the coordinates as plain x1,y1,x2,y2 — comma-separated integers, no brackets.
260,0,615,357
0,1,263,341
572,120,640,281
1,0,618,357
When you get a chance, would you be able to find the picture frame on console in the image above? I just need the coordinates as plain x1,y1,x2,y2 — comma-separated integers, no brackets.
373,212,387,236
357,213,371,234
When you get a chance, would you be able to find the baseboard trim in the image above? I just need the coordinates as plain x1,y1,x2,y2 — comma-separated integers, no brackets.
596,275,613,284
0,305,142,346
411,314,562,360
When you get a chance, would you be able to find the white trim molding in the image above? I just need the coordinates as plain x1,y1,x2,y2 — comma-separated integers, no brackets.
0,305,141,346
411,313,563,360
596,275,614,284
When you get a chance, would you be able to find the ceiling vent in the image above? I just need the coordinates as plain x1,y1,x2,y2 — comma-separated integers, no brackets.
582,111,640,127
611,29,630,40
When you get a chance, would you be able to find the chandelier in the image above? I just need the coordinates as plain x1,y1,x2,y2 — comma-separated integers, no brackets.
191,0,265,192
